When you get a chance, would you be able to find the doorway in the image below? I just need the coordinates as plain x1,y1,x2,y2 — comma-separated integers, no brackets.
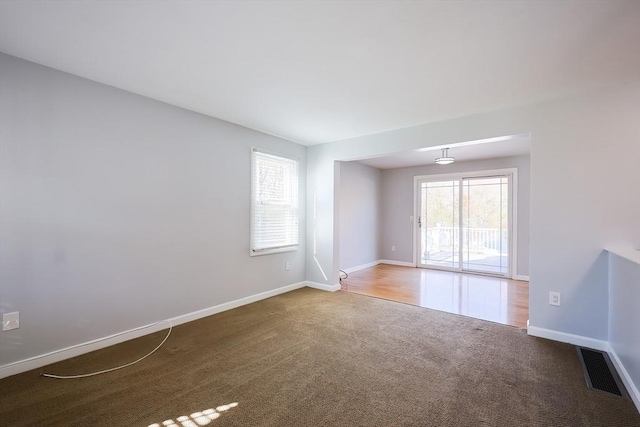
415,169,516,278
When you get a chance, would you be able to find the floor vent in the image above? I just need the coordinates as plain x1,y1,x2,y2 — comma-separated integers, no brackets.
576,347,627,398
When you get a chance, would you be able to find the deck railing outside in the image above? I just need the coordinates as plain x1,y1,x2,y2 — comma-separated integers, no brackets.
423,226,508,256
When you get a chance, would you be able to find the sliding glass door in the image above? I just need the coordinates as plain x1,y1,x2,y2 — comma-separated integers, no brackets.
416,171,513,277
461,177,509,275
417,180,459,269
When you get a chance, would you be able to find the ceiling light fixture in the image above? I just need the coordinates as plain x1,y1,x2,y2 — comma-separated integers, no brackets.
435,148,455,165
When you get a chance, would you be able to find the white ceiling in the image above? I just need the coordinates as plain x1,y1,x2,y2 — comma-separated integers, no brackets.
356,134,531,169
1,1,639,146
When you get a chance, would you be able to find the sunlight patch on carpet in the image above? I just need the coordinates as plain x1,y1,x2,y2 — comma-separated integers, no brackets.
148,402,238,427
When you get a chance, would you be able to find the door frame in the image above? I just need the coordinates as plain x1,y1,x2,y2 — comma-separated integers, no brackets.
412,168,518,278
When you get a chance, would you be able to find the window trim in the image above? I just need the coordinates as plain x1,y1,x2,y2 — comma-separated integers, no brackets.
250,147,300,256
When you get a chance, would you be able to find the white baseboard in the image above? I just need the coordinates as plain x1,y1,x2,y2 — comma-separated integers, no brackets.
607,345,640,412
345,260,525,279
341,259,416,274
342,260,381,274
0,280,335,379
379,259,415,267
305,281,341,292
526,326,609,352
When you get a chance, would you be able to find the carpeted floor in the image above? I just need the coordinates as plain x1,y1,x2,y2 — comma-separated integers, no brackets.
1,288,638,426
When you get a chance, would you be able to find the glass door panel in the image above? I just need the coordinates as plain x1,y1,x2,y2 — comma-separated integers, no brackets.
418,180,459,269
461,176,510,276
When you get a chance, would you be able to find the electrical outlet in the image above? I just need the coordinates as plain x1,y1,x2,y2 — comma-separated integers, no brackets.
285,261,291,271
549,292,561,306
2,312,19,331
391,246,396,251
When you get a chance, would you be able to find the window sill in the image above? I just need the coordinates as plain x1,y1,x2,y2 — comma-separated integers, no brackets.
250,246,299,257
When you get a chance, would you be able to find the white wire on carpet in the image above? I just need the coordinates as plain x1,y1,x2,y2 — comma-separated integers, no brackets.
41,321,173,379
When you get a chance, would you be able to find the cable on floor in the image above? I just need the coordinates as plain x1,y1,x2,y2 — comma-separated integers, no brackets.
41,321,173,379
339,269,348,290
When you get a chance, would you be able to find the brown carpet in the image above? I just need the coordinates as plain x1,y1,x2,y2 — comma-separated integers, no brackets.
1,288,638,426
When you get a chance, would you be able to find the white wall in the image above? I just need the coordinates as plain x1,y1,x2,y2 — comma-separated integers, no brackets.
380,155,530,276
0,54,307,367
608,252,640,406
337,161,381,270
306,81,640,343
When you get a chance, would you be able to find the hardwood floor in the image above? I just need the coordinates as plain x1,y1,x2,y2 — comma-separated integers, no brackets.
341,264,529,328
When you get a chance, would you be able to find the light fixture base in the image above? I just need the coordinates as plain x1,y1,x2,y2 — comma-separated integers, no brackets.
435,148,455,165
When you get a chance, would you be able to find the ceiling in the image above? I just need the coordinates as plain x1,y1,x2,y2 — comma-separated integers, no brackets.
1,1,638,146
356,134,531,169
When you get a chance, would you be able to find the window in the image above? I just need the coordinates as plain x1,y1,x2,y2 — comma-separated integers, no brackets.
250,148,299,255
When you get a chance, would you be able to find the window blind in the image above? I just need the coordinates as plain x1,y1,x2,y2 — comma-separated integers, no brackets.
251,149,299,254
